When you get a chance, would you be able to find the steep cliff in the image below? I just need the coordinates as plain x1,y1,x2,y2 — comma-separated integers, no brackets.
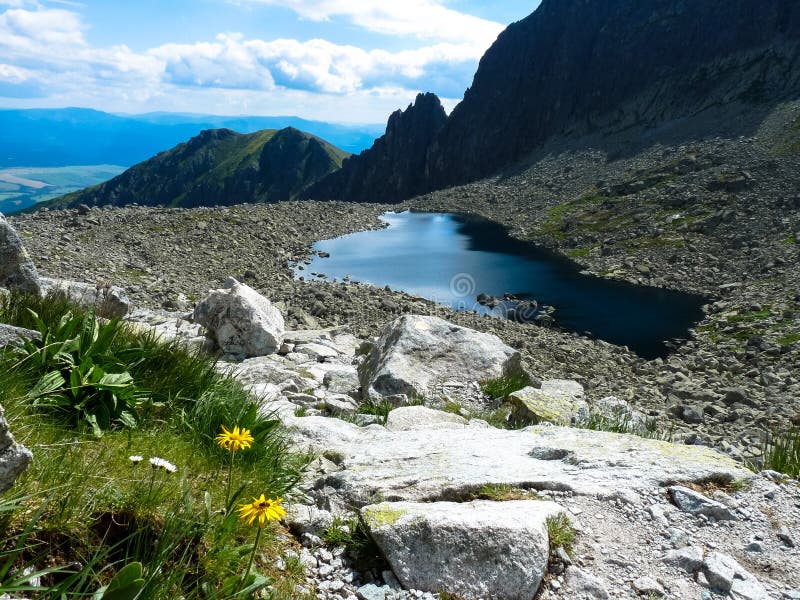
426,0,800,188
310,0,800,201
304,93,447,202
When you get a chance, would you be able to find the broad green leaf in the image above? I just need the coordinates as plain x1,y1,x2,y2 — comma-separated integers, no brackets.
117,410,137,429
84,413,103,437
30,371,65,398
94,402,111,430
99,372,134,388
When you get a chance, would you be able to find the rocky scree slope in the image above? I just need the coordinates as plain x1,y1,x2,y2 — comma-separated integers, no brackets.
50,126,348,209
308,0,800,202
121,297,800,600
9,195,800,462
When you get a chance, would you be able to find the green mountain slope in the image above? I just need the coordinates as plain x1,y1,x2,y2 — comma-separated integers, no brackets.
48,127,349,209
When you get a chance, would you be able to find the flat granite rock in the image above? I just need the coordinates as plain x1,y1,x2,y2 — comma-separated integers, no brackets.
282,413,752,506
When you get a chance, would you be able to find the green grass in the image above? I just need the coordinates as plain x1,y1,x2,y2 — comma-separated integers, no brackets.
578,411,672,441
545,514,576,556
321,516,386,574
0,292,309,597
462,484,539,501
479,374,532,400
777,333,800,346
566,248,591,259
762,429,800,479
354,400,394,425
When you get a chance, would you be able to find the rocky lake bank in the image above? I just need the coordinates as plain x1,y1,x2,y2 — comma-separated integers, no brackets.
8,107,800,463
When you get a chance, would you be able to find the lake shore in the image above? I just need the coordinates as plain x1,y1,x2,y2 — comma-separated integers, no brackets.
9,192,799,461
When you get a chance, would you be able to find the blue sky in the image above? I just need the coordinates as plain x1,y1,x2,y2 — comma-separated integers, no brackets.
0,0,541,123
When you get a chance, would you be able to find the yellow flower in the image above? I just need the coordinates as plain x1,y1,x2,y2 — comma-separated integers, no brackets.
238,495,286,528
215,425,254,452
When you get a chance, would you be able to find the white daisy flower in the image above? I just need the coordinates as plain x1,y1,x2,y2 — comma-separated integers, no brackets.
129,455,144,464
149,457,178,473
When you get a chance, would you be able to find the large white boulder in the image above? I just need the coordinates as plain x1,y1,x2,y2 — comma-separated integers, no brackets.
359,315,523,402
194,278,285,357
361,500,563,599
0,214,40,295
280,414,752,507
0,404,32,494
39,277,131,318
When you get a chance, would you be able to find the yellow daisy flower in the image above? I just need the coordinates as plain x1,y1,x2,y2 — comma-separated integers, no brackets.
238,495,286,528
215,425,255,452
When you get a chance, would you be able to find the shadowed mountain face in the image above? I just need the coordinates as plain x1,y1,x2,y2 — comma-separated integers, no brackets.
50,127,349,209
304,92,448,203
308,0,800,202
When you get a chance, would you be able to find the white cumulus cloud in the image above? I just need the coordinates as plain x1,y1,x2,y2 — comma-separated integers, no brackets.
0,1,505,121
239,0,504,45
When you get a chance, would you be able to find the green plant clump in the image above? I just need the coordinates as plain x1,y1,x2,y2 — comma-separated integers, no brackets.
0,291,308,598
17,309,145,435
546,514,576,556
321,516,387,574
479,373,532,400
762,428,800,479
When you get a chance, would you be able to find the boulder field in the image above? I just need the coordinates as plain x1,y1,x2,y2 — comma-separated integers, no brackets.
1,209,798,600
124,285,800,600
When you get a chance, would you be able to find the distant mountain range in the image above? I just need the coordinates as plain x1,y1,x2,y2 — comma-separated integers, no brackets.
0,108,382,168
32,0,800,212
49,127,348,209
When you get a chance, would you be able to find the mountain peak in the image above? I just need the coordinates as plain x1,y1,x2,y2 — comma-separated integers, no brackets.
310,0,800,202
303,92,447,203
48,127,349,209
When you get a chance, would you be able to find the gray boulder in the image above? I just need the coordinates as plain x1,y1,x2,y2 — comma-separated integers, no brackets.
323,367,360,395
0,404,33,494
359,315,523,402
0,214,40,295
0,323,39,348
361,499,563,599
565,566,610,599
39,277,131,318
194,278,285,357
702,551,771,599
669,485,737,521
384,405,467,432
507,379,588,425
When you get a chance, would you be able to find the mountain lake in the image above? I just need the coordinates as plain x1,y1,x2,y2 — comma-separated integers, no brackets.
297,211,707,359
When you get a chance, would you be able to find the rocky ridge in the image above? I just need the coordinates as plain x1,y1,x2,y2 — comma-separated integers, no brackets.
50,127,349,210
307,0,800,202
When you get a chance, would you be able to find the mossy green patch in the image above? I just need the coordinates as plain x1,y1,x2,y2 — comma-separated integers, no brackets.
362,504,407,528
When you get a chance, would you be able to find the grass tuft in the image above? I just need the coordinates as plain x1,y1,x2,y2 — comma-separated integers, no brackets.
479,374,532,400
546,513,576,556
762,428,800,479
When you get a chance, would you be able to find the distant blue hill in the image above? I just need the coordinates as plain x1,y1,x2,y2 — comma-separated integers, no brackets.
0,108,384,168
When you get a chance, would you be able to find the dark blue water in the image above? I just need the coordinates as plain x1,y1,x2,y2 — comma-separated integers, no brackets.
298,212,707,359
